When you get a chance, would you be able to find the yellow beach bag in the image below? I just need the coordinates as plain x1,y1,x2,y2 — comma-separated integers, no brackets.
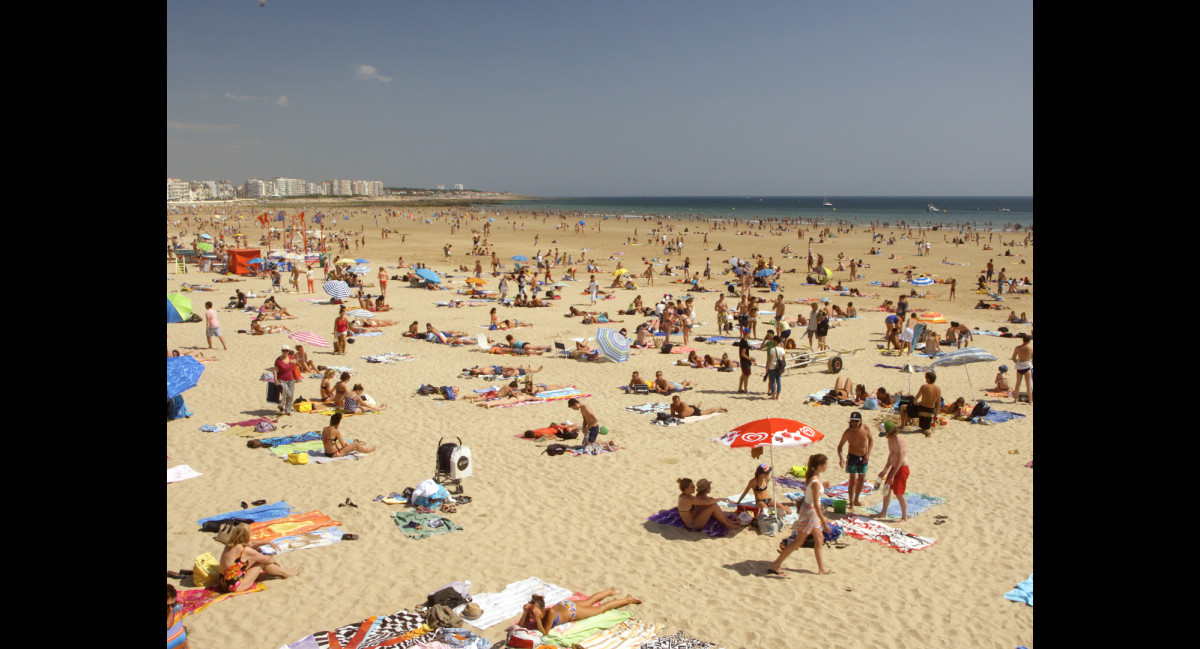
192,552,220,588
287,452,309,465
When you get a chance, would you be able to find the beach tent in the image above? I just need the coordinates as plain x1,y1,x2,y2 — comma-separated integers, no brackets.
226,248,264,275
167,356,205,400
166,294,193,323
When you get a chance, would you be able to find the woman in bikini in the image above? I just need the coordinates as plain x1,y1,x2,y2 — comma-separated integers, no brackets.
519,592,643,635
217,523,299,593
319,369,337,401
676,478,743,532
293,344,316,374
251,314,292,335
735,464,792,516
767,453,834,578
321,412,376,457
324,372,351,406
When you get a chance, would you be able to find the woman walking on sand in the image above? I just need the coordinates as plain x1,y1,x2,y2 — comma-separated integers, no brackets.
767,453,834,578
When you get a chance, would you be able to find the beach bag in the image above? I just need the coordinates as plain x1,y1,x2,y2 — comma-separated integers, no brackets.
660,342,675,354
266,382,282,404
422,603,463,630
555,429,579,440
862,397,879,410
506,625,541,649
440,386,457,401
417,384,439,396
543,443,569,456
192,552,220,588
758,513,784,536
632,382,650,394
970,401,991,418
255,421,276,433
287,452,309,465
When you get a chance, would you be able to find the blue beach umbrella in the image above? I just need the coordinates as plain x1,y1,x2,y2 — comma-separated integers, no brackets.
198,233,213,240
247,257,264,265
910,276,934,286
578,220,586,225
415,268,441,284
756,268,776,278
167,356,205,400
595,328,630,363
930,347,998,395
355,258,369,264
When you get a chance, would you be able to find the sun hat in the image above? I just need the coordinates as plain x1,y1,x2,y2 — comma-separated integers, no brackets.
696,478,712,492
281,344,292,352
462,602,483,620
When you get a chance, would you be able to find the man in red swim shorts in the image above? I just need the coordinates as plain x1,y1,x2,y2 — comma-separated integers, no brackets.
876,422,911,521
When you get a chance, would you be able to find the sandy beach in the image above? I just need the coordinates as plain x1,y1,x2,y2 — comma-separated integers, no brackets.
166,204,1033,649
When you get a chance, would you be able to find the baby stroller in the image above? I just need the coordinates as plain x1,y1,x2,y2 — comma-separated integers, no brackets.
434,437,472,495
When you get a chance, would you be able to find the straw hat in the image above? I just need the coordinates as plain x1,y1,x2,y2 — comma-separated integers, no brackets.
461,602,483,620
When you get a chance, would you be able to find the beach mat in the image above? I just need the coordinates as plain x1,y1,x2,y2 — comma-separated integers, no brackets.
288,610,429,649
167,464,202,484
540,610,633,647
639,631,724,649
197,500,294,526
250,510,342,542
839,514,936,552
646,507,730,538
391,510,462,540
452,576,574,630
496,387,591,408
576,617,664,649
1004,573,1034,606
261,526,344,556
177,582,266,619
863,492,947,519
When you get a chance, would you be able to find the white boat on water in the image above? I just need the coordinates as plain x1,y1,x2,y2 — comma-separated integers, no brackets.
927,203,940,212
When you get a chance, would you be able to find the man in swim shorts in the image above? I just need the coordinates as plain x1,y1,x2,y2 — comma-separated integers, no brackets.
914,371,942,436
876,423,910,521
568,398,601,445
837,411,873,510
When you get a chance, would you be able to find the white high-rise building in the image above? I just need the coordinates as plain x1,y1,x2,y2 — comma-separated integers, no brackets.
167,178,191,202
454,183,464,191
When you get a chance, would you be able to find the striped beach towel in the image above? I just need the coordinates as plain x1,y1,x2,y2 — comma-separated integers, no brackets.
452,576,574,630
839,514,936,552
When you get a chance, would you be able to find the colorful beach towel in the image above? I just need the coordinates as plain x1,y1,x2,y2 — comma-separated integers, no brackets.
291,610,429,649
970,410,1026,424
864,492,947,519
540,610,633,647
825,479,876,500
177,582,266,619
496,387,591,408
260,526,344,556
1004,573,1034,606
250,510,342,542
839,514,936,552
391,510,462,540
578,617,664,649
646,507,730,538
452,576,574,630
625,402,671,414
639,631,724,649
260,431,323,446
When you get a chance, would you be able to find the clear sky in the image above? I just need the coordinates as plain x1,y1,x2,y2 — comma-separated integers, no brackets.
167,1,1032,197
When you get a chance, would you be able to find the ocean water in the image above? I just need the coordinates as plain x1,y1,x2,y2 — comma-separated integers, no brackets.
473,196,1033,229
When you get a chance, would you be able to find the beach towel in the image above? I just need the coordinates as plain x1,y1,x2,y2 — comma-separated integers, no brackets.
838,514,936,552
970,410,1026,425
646,507,730,538
310,408,383,417
407,627,490,649
577,617,664,649
250,510,342,542
226,416,280,428
350,331,385,338
259,431,323,446
540,610,633,647
566,443,625,456
176,582,266,619
451,576,574,630
825,480,876,500
650,412,722,426
624,402,671,414
306,450,363,463
864,492,947,519
260,526,344,555
197,500,294,526
268,440,328,457
495,387,591,408
167,464,202,484
638,631,723,649
1004,573,1034,606
198,423,231,432
392,510,462,540
295,610,429,649
362,352,417,363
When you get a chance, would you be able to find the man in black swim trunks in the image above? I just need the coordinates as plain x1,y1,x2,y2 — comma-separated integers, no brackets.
837,411,873,511
568,398,601,445
670,395,728,419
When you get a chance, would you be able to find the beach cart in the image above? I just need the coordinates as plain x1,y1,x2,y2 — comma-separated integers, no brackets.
434,436,472,495
783,345,863,374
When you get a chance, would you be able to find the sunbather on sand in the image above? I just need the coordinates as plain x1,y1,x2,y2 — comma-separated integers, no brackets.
261,297,295,318
342,384,386,414
676,478,743,532
465,364,543,378
669,395,727,418
519,591,643,635
251,314,292,334
321,412,376,457
462,380,521,402
652,370,692,394
521,375,570,396
503,334,550,355
478,391,540,408
831,376,857,400
170,349,219,362
319,369,337,401
571,341,603,360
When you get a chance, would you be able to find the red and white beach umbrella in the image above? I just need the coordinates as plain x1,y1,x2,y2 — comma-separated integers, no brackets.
287,331,331,349
713,418,824,516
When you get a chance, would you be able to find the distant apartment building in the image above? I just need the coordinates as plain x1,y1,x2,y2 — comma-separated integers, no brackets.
436,184,445,191
167,178,191,202
244,178,271,198
454,183,464,191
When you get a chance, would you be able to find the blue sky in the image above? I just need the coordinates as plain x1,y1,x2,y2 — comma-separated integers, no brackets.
167,1,1032,196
